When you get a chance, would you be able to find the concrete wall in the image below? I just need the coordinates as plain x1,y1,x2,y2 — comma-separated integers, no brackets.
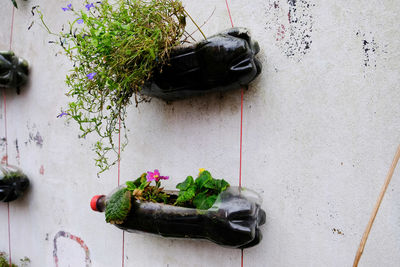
1,0,400,266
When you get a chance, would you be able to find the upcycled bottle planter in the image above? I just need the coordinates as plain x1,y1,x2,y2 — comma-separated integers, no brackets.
92,186,266,248
141,27,262,101
0,51,29,94
0,165,30,202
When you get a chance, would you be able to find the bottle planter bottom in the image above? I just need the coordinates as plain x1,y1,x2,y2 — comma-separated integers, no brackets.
0,51,29,94
0,165,30,202
141,27,262,101
93,186,266,249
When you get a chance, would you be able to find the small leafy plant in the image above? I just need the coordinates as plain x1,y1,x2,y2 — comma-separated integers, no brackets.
35,0,188,174
105,169,170,223
175,169,229,210
105,169,230,224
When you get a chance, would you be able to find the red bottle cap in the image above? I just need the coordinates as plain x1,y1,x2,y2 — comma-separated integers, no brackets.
90,195,104,211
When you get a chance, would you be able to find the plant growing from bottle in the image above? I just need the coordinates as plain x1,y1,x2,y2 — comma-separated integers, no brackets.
35,1,262,175
92,169,265,248
34,0,197,174
105,169,230,224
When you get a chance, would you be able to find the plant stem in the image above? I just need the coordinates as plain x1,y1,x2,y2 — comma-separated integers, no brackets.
183,9,206,40
353,144,400,267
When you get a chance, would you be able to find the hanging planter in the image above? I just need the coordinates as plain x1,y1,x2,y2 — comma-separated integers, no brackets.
141,27,262,101
0,51,29,94
0,165,30,202
35,0,263,174
91,169,265,248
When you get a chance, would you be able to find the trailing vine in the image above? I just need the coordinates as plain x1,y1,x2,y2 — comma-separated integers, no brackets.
35,0,188,174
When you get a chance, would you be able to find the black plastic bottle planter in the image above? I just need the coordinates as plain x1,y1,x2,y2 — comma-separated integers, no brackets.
141,27,262,101
0,51,29,94
91,186,266,248
0,165,30,202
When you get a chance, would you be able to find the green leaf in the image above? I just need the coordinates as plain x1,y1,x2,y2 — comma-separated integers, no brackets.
125,181,137,191
195,171,212,189
139,181,150,190
105,188,131,224
176,176,194,191
175,186,196,204
193,192,217,210
214,179,230,192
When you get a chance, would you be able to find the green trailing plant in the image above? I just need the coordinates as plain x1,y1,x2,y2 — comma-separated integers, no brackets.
35,0,196,174
105,169,230,224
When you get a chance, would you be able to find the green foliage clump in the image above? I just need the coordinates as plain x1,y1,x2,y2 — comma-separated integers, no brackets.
126,173,169,204
0,166,26,181
175,170,229,210
37,0,187,174
0,252,29,267
0,255,16,267
105,188,132,224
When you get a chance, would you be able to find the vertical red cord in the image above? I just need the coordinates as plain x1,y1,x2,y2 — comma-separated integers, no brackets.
224,1,244,266
6,6,15,267
117,118,124,267
225,0,234,27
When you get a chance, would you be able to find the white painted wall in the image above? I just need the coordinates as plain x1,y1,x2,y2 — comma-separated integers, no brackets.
1,0,400,266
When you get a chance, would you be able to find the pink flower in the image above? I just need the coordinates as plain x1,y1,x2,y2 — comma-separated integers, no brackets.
146,169,169,182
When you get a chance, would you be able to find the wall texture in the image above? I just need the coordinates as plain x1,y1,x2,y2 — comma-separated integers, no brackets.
1,0,400,266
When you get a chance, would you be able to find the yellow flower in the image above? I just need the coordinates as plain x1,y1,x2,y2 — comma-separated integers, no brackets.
199,168,205,175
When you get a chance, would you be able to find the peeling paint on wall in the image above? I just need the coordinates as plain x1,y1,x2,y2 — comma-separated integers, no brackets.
356,30,388,69
265,0,314,61
15,139,20,165
0,137,6,153
39,165,44,175
1,155,7,165
53,230,91,267
25,123,43,148
332,228,344,235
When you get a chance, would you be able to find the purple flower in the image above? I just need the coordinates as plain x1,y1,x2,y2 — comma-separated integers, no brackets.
77,18,84,24
57,112,69,118
146,169,169,182
86,72,97,80
85,3,95,10
62,4,72,11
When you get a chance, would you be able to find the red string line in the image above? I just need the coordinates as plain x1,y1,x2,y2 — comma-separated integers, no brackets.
225,0,234,27
9,7,14,50
224,1,244,266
